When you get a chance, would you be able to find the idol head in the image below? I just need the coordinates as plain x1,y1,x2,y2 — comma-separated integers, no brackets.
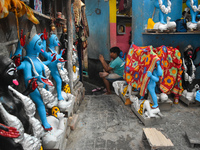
26,34,44,55
184,45,193,59
49,34,60,47
26,25,44,55
0,55,18,87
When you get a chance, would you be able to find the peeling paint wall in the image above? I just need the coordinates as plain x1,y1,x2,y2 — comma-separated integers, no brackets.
85,0,110,61
85,0,111,83
116,20,132,55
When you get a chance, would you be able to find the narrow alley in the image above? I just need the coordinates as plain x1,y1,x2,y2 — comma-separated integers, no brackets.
66,82,200,150
66,93,143,150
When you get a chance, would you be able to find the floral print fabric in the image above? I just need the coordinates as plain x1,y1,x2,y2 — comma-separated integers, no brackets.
154,46,183,96
124,44,160,97
124,44,183,97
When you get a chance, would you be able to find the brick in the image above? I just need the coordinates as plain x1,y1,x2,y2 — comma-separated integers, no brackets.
70,114,79,130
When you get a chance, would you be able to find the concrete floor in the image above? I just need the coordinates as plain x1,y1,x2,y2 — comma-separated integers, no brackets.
66,81,200,150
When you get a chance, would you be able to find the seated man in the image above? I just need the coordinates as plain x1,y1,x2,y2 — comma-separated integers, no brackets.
99,47,125,95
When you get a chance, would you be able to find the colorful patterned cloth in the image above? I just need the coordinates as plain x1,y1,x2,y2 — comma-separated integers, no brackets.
154,46,183,96
124,44,160,97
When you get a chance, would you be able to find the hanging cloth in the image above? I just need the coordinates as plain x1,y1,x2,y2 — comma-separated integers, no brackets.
0,0,39,39
73,0,83,27
119,0,125,12
153,46,183,96
124,44,160,97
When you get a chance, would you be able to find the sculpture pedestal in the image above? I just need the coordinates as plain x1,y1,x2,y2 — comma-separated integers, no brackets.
118,90,173,111
158,99,173,111
119,91,131,105
73,81,85,113
53,118,68,150
43,118,68,150
148,93,173,111
118,90,166,126
61,99,75,118
130,104,166,126
179,95,200,107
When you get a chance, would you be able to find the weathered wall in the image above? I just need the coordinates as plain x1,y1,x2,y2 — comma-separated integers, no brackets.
85,0,131,84
85,0,110,61
116,25,131,54
85,0,110,84
143,34,200,55
116,15,132,54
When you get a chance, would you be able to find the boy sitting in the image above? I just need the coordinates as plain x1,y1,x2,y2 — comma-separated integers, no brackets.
99,47,125,95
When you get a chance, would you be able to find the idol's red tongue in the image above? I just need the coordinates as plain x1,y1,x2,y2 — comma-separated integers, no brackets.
58,43,60,46
13,79,19,86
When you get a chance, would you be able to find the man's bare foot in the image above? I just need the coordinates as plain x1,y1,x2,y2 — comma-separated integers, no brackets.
103,92,111,95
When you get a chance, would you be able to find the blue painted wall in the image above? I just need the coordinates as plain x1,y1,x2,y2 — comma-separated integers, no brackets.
143,34,200,55
132,0,200,79
132,0,144,46
85,0,110,61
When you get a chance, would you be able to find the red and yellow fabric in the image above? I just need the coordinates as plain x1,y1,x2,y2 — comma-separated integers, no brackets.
168,46,183,96
154,45,183,96
124,44,160,97
0,0,39,39
0,0,39,24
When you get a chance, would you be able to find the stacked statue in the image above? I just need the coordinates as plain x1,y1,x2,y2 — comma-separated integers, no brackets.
40,30,74,112
14,26,56,131
186,0,200,30
153,0,176,32
13,26,73,149
121,45,163,118
182,45,199,101
0,53,43,150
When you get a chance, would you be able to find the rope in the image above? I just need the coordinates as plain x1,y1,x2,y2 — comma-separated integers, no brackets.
13,9,20,40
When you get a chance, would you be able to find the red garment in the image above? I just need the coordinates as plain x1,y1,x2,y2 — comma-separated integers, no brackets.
124,44,160,97
154,46,183,96
119,0,125,12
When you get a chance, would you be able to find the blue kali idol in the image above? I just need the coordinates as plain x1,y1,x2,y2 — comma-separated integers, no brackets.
15,26,55,131
40,31,72,111
153,0,176,31
186,0,200,30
